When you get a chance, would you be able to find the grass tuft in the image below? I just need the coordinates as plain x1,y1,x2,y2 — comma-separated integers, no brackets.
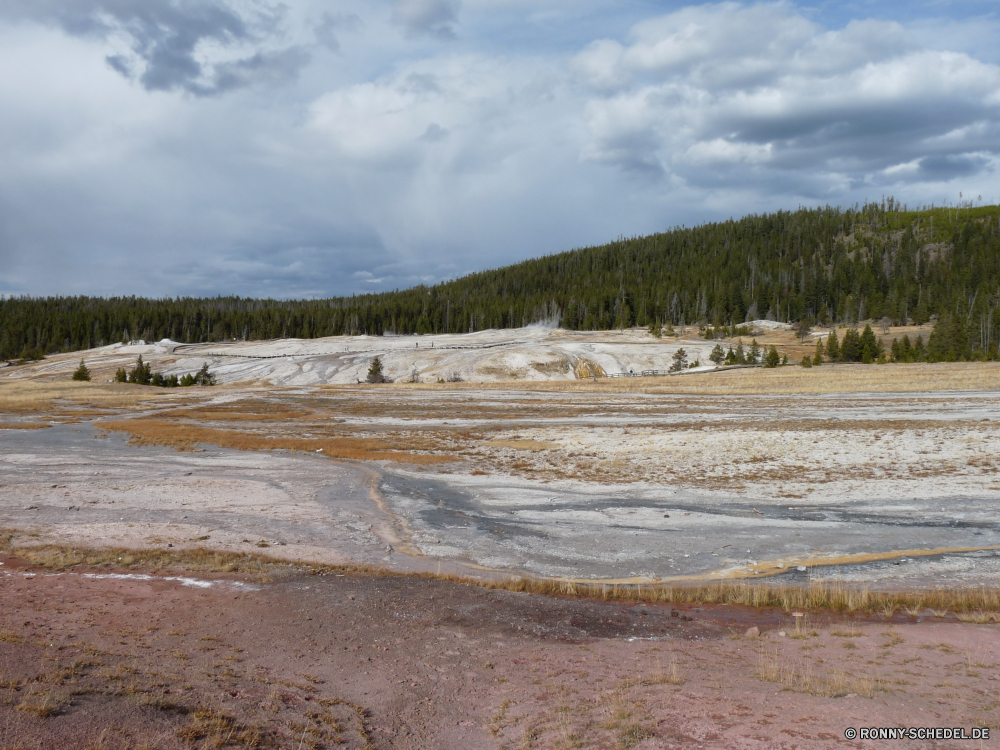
756,646,885,698
3,529,1000,615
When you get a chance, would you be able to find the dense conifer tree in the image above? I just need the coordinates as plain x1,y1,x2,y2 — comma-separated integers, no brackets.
734,342,746,364
840,328,861,362
71,360,91,381
859,324,881,363
826,330,840,361
670,348,688,372
366,356,387,383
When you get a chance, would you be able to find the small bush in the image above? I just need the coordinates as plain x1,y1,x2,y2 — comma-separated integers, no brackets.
71,360,91,381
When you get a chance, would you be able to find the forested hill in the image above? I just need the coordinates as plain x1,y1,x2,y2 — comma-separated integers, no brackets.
4,200,1000,361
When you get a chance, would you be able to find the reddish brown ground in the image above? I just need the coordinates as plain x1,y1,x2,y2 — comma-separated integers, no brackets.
1,555,997,750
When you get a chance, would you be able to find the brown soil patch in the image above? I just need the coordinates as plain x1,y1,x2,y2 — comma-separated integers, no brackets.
1,558,998,749
97,419,454,465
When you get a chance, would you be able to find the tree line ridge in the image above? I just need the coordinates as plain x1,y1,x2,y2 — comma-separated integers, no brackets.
3,199,999,362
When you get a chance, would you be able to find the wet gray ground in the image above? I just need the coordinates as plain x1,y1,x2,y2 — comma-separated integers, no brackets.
1,424,399,568
379,471,1000,585
3,423,1000,587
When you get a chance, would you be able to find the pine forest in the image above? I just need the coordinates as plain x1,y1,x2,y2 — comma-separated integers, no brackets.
4,200,1000,362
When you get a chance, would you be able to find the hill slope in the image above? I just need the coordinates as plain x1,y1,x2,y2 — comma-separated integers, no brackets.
3,200,999,361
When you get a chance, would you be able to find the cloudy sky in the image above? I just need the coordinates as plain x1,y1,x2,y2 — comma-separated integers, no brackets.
1,0,999,298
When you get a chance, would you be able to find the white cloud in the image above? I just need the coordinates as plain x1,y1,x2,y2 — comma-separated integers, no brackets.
391,0,461,40
574,3,1000,194
306,54,567,168
2,1,1000,298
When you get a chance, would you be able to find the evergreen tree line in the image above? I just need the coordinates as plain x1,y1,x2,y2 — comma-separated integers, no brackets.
808,326,886,365
4,200,1000,362
798,316,988,367
110,356,216,388
707,339,787,367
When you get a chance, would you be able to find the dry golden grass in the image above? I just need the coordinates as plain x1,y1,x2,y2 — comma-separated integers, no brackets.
482,574,1000,616
756,645,885,698
175,707,265,746
389,362,1000,395
486,438,558,451
4,528,999,615
830,627,864,638
159,402,315,423
98,418,453,464
646,656,684,686
0,380,189,419
956,611,999,624
601,684,653,750
0,422,51,430
0,606,373,750
1,543,279,578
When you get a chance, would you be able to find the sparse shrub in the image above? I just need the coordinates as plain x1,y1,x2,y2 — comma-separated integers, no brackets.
71,360,91,381
193,363,216,386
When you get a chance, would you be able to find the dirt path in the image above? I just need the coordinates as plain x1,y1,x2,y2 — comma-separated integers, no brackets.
2,558,997,749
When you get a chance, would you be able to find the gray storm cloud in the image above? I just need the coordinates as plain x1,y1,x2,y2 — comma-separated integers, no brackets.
575,3,1000,195
391,0,461,40
1,1,999,298
0,0,307,95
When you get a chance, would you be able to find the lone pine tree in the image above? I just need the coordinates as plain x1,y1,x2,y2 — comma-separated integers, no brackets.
366,356,387,383
71,360,91,381
670,348,688,372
